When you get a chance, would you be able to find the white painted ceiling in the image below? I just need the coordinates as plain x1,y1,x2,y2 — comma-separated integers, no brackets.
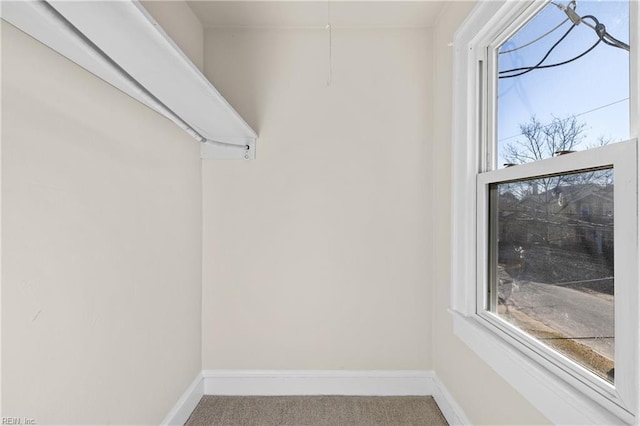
187,1,448,29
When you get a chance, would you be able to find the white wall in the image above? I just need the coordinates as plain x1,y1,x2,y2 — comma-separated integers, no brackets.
1,20,202,424
431,4,551,424
201,27,433,370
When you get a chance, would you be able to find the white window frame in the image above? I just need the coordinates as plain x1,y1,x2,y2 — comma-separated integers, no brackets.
451,1,640,424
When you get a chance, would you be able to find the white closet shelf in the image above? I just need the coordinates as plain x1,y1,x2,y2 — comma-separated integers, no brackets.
1,0,257,160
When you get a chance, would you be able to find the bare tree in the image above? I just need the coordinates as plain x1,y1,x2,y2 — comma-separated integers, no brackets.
503,115,586,165
499,115,612,246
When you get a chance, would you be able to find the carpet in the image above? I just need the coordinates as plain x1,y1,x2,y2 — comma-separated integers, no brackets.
185,395,448,426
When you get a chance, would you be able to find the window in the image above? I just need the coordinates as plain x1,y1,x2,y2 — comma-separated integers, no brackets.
490,169,615,383
451,0,639,424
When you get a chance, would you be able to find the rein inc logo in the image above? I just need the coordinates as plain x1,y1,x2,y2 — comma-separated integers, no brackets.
2,418,35,425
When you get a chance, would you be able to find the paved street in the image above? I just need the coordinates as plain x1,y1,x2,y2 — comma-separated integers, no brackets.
505,281,614,360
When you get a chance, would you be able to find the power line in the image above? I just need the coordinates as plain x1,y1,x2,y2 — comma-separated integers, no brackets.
551,0,628,51
499,2,629,79
499,23,578,79
499,33,601,78
497,97,630,143
574,13,629,51
499,17,570,55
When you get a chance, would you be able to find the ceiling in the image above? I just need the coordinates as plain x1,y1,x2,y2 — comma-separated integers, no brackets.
187,1,448,29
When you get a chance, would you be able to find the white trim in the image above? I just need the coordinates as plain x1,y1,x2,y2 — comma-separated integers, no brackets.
430,374,472,426
160,373,204,426
0,0,257,159
161,370,469,425
451,0,509,314
202,370,435,396
200,370,468,425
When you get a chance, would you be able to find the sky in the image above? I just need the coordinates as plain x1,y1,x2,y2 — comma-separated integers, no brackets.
496,0,630,166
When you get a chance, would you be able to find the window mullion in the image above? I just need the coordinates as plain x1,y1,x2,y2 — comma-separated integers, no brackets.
630,0,639,139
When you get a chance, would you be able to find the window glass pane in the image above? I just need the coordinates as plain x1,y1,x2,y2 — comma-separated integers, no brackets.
489,168,614,383
497,1,629,168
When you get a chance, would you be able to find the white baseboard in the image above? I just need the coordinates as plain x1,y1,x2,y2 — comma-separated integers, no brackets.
160,373,204,426
200,370,470,425
430,373,472,425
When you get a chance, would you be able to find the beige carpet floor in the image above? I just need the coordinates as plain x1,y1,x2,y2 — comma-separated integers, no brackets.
185,395,448,426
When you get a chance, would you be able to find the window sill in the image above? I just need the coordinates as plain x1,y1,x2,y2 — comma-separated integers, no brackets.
450,310,630,425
